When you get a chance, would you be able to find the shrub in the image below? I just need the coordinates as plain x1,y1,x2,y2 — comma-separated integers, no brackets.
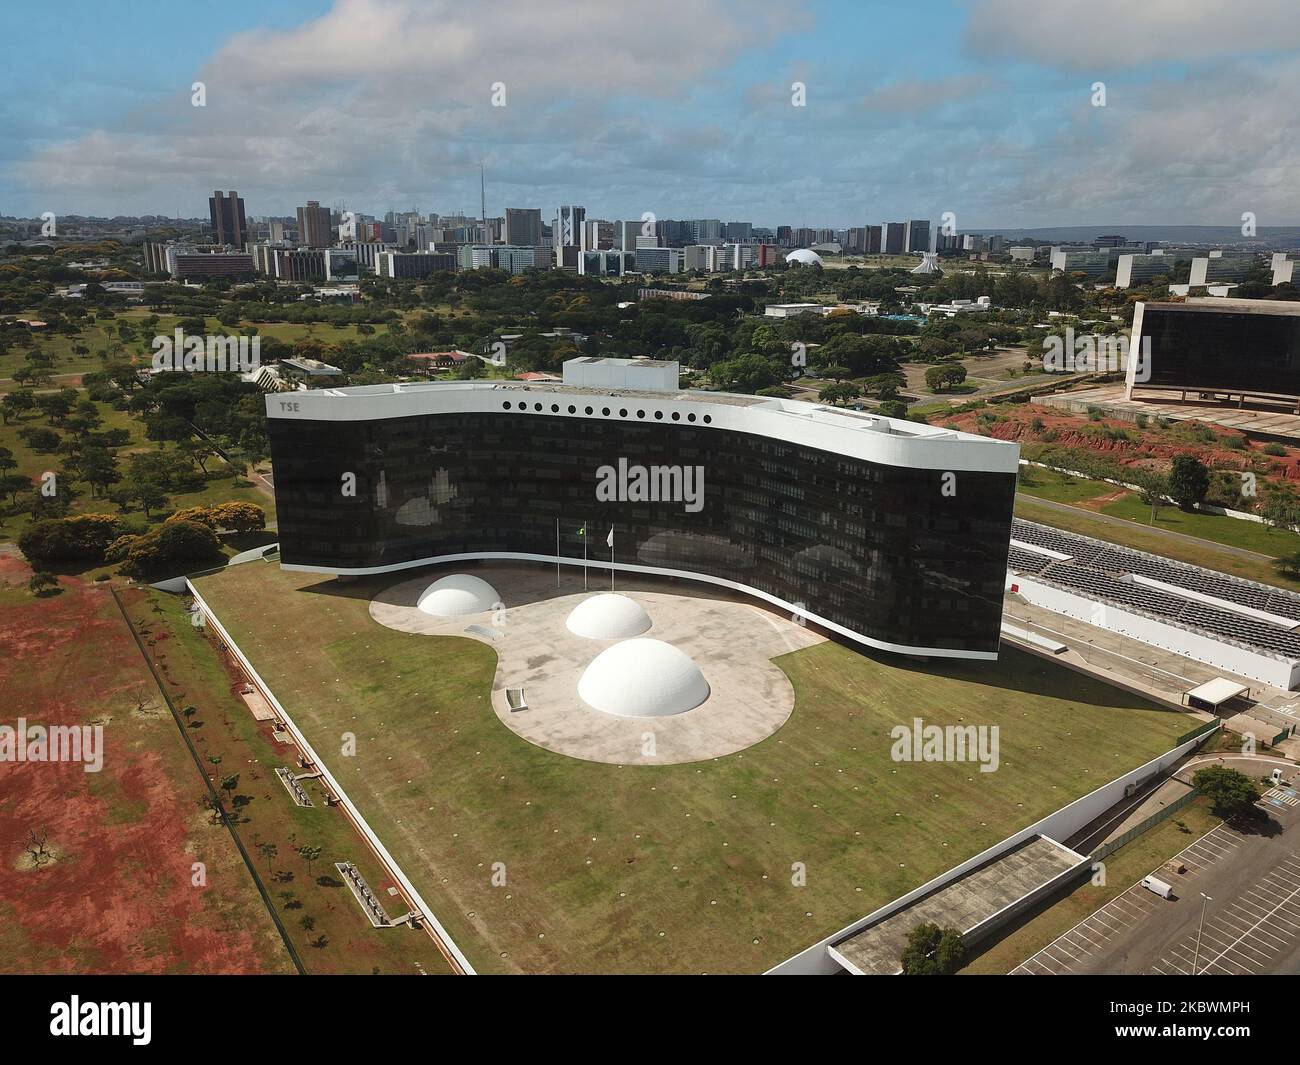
18,514,123,566
1263,442,1289,457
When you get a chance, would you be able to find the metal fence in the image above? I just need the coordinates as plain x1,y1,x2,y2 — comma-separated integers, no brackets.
1091,787,1201,862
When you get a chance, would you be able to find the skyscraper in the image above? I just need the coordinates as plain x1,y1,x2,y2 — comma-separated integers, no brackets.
555,205,586,249
297,201,333,249
504,208,543,247
881,222,906,255
208,190,247,249
906,219,931,254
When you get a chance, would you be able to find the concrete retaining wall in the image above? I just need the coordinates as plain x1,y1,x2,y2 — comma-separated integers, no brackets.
766,723,1218,974
185,578,477,975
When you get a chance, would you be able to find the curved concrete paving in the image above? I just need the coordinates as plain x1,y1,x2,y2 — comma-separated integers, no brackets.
368,562,824,765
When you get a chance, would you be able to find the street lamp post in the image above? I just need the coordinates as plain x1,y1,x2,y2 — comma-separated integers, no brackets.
1191,892,1213,975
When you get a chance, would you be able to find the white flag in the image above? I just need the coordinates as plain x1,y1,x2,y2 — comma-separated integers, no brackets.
606,528,614,548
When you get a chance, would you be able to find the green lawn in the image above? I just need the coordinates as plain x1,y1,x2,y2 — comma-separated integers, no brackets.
1015,497,1300,592
193,562,1192,974
1101,493,1300,558
1017,465,1116,505
2,309,390,383
0,390,274,545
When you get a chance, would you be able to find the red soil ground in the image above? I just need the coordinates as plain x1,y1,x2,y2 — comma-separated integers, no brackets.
0,556,284,973
944,406,1300,484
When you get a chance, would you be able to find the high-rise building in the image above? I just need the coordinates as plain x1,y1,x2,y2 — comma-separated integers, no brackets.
614,220,645,251
208,190,247,249
906,220,931,254
881,222,906,255
504,208,543,247
297,201,333,249
555,205,586,250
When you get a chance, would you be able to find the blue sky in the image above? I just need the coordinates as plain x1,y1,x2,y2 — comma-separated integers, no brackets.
3,0,1298,228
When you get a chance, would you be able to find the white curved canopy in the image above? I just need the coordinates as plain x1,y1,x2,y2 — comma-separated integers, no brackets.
565,593,652,640
578,638,710,718
416,573,500,617
785,249,823,267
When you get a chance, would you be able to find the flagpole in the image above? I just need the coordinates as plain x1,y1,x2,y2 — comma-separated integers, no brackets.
555,517,560,588
583,521,588,591
610,527,615,591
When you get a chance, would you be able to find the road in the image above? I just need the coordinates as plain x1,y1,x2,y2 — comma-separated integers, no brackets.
1013,779,1300,975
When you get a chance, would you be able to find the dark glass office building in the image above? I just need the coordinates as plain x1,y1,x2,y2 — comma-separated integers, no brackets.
1129,299,1300,403
267,382,1019,658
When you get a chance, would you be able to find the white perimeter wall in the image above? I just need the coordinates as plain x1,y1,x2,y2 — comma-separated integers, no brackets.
185,578,478,975
766,724,1218,975
1015,573,1300,690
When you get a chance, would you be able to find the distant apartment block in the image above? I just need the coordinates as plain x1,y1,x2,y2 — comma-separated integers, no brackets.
634,247,681,274
1114,250,1193,288
208,190,247,249
377,251,457,278
297,200,333,248
881,222,906,254
172,251,255,281
1188,252,1258,287
504,208,543,247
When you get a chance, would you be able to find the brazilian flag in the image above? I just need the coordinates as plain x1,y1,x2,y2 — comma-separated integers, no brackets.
577,524,586,537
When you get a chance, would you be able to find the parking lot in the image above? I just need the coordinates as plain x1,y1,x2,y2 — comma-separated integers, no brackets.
1012,796,1300,975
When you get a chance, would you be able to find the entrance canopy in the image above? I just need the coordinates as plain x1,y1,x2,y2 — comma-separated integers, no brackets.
1182,677,1249,712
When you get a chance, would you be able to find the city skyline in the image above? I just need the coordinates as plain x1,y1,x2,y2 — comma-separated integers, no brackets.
4,0,1300,227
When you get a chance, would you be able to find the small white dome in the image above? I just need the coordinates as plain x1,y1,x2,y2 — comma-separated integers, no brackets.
417,573,500,617
786,249,823,267
578,639,710,718
566,593,652,640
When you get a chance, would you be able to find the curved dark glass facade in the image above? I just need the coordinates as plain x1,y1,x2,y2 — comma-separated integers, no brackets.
268,409,1016,656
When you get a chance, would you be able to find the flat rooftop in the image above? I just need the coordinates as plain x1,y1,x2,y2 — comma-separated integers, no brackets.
1146,298,1300,317
830,836,1083,974
1009,518,1300,663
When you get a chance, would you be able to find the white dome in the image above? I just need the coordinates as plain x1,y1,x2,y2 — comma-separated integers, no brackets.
785,249,823,267
578,639,710,718
417,573,500,617
566,593,652,640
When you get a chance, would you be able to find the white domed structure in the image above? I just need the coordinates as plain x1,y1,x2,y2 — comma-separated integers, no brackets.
578,639,710,718
565,593,652,640
785,249,823,267
416,573,500,617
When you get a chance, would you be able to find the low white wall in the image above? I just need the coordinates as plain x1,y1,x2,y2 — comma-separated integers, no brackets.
1015,573,1299,690
766,724,1218,974
185,579,478,975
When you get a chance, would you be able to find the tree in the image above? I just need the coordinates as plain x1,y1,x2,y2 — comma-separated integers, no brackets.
298,844,323,880
28,572,59,596
1262,488,1300,533
1130,469,1168,523
1,389,36,424
1192,765,1258,819
900,922,966,975
1168,455,1210,511
818,382,862,406
924,363,967,393
0,474,28,504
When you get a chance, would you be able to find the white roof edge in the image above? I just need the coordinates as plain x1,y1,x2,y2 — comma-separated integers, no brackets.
266,382,1020,474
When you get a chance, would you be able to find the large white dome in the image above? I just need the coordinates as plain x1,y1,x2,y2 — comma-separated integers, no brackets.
416,573,500,617
578,639,710,718
785,249,823,267
566,593,652,640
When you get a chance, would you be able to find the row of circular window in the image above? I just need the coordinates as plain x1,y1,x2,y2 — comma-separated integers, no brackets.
501,400,713,424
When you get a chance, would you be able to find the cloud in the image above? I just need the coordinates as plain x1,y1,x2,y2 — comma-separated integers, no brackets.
999,57,1300,223
963,0,1300,70
860,75,994,113
10,0,797,215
